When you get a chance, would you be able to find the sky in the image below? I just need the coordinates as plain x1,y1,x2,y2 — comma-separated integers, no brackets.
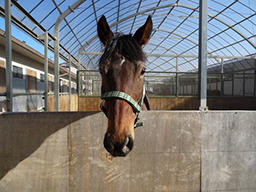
0,14,65,63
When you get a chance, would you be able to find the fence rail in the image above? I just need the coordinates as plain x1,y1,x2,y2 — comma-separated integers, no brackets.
77,70,256,97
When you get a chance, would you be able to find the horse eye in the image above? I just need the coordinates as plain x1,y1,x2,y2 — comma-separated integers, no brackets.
141,67,146,75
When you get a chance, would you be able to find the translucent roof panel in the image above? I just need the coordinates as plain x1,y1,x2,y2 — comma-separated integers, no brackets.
1,0,255,72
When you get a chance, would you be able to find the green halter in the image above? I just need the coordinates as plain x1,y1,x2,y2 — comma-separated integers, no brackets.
100,85,145,128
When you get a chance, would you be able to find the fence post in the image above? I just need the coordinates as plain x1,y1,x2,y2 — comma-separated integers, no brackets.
220,58,224,96
176,57,179,97
44,31,49,111
5,0,13,112
69,55,72,111
198,0,208,111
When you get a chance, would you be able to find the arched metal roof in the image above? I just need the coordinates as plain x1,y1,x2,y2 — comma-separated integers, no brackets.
1,0,256,72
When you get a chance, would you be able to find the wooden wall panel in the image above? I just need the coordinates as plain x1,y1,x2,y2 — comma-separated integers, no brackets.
149,97,199,110
77,96,256,111
77,97,199,111
78,97,101,111
48,95,78,111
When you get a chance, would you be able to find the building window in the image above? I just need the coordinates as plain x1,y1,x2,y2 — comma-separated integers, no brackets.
13,66,23,78
40,73,45,82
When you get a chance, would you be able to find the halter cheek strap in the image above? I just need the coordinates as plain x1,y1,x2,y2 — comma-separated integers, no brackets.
100,85,146,128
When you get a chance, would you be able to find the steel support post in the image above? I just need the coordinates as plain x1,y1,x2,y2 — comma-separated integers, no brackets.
175,57,179,97
5,0,13,112
220,58,224,96
54,0,85,111
44,31,49,111
78,53,82,70
54,26,60,111
77,53,82,96
198,0,208,111
69,55,71,111
77,53,83,96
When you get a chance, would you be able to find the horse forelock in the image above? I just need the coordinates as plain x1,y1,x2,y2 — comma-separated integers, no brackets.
99,34,146,69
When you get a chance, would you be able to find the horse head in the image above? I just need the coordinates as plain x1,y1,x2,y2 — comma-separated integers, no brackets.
97,15,152,157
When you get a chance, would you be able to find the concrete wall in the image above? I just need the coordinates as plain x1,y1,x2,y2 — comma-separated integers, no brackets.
201,112,256,191
0,111,255,192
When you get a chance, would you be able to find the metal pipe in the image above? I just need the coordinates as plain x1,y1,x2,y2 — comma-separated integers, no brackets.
5,0,13,112
44,31,49,111
220,58,224,96
77,2,255,70
78,51,82,70
80,51,253,60
198,0,208,110
77,3,178,69
176,57,179,97
69,55,71,111
116,0,120,32
11,0,78,64
13,93,44,96
54,0,85,111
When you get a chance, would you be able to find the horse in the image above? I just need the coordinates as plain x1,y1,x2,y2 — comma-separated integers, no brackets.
97,15,152,157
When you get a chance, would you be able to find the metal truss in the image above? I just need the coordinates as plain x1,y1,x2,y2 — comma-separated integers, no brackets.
1,0,255,72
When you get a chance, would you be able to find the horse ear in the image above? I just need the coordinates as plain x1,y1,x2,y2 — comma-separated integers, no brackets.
133,15,152,46
97,15,114,46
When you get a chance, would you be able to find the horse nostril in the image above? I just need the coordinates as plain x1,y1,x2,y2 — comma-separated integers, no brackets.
126,134,134,151
121,136,130,154
122,134,134,155
104,133,114,154
103,133,134,157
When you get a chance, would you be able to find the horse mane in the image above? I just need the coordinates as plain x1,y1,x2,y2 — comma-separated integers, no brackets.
99,34,146,66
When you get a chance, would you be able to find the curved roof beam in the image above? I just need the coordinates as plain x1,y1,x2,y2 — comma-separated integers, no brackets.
149,3,255,67
155,28,220,64
54,0,86,110
152,7,241,57
178,4,256,50
78,3,178,60
156,28,197,45
85,41,178,69
148,41,198,70
78,3,256,68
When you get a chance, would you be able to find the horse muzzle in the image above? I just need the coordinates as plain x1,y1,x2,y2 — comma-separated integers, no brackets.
104,133,134,157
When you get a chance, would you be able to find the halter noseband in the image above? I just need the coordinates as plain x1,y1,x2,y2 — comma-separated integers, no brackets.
100,85,145,128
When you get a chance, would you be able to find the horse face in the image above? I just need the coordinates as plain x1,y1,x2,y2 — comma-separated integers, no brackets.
97,15,152,157
101,55,145,156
